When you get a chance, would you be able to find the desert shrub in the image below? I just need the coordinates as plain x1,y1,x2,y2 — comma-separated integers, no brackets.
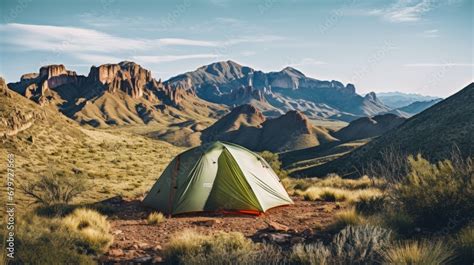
290,242,331,265
317,175,386,190
165,230,256,265
454,224,474,264
62,208,113,254
355,195,386,216
382,240,455,265
4,214,95,264
327,208,364,233
388,154,474,232
380,210,416,236
20,171,87,206
332,225,392,265
147,212,166,225
260,151,289,180
253,244,287,265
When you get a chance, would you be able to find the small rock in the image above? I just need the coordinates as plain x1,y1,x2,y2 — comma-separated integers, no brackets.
134,255,152,263
194,219,221,227
290,236,305,244
132,244,139,250
268,233,291,243
138,242,150,249
152,256,163,263
112,230,123,235
153,245,163,251
267,221,289,232
108,249,124,257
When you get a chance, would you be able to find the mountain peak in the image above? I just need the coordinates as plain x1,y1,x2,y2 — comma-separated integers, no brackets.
281,66,305,77
365,91,378,101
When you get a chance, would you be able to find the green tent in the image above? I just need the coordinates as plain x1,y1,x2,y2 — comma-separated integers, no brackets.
143,141,293,215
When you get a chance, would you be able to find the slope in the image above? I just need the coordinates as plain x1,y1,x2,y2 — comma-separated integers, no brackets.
293,83,474,178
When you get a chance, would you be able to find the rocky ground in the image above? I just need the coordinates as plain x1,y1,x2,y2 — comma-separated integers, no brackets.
100,197,340,264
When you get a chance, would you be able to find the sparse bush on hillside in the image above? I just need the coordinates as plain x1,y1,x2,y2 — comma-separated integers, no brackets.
382,240,455,265
62,208,113,254
20,170,87,206
332,225,392,264
147,212,166,225
388,154,474,232
260,151,289,179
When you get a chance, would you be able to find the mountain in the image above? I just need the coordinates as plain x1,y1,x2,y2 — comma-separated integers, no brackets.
293,83,474,178
201,104,337,152
8,62,226,128
388,99,443,118
165,61,390,121
377,91,441,109
333,113,406,142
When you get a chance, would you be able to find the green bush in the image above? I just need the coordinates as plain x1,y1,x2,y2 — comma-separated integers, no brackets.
260,151,289,180
388,154,474,232
332,225,392,264
382,240,455,265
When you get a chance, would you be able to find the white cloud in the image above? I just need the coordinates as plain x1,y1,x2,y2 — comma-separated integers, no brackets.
132,54,220,63
74,54,125,65
404,63,474,67
421,29,440,38
0,23,281,54
368,0,433,22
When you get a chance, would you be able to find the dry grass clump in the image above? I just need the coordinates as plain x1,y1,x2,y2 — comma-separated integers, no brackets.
326,208,365,233
382,240,455,265
454,224,474,264
3,214,96,264
165,230,256,265
316,174,386,190
290,242,331,265
62,208,113,254
147,212,166,225
302,186,382,204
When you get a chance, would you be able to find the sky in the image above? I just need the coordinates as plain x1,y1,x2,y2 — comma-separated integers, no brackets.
0,0,472,97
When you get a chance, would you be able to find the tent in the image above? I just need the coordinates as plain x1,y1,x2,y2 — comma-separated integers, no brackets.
143,141,293,215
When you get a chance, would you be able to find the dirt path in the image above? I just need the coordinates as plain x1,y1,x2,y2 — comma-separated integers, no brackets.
101,197,339,264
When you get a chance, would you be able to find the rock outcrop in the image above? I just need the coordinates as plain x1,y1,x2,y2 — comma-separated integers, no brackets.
8,62,225,127
8,62,189,107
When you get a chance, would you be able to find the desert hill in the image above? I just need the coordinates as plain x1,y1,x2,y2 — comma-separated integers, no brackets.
201,104,337,152
333,113,406,142
293,83,474,178
165,61,390,121
0,76,183,214
387,98,442,118
377,91,441,109
8,62,227,128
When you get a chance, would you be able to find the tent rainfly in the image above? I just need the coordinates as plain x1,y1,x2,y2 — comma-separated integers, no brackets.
143,141,293,215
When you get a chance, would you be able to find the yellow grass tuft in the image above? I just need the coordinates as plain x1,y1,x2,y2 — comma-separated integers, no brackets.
62,208,113,254
147,212,166,225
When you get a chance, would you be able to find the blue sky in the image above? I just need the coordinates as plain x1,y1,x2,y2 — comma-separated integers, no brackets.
0,0,472,97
